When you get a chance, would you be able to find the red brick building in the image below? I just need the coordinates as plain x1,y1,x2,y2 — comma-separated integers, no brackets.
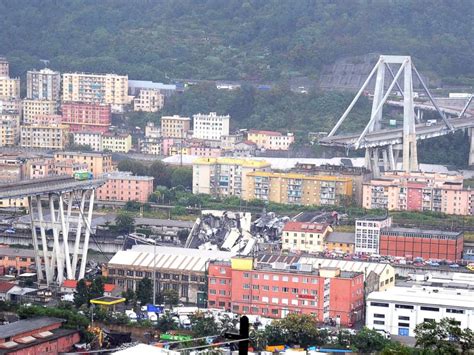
379,228,464,261
208,256,364,327
0,317,80,354
61,102,111,133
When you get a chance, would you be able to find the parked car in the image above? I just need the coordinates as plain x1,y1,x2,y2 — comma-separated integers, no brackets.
449,264,460,268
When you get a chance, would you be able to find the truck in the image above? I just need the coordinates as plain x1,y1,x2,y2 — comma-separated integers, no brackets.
74,171,93,180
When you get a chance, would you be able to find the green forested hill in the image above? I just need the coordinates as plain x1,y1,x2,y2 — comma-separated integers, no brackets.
0,0,472,83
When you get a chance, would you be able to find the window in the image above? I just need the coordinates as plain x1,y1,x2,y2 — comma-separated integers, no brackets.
252,285,259,290
253,274,259,279
242,295,250,300
374,320,385,325
272,297,278,304
263,274,270,280
291,288,298,294
398,322,410,327
243,273,249,278
282,287,289,293
447,309,464,314
282,276,289,282
292,277,299,282
395,304,414,310
263,285,270,291
209,289,216,295
273,275,279,281
398,316,410,321
210,278,217,284
272,286,279,292
420,306,439,312
374,314,385,319
219,290,226,296
243,306,249,312
262,296,269,302
220,279,226,285
424,318,435,323
282,298,289,305
371,302,389,307
291,299,298,305
243,284,250,289
252,295,259,301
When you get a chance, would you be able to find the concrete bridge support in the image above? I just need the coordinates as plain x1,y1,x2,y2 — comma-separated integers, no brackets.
469,127,474,166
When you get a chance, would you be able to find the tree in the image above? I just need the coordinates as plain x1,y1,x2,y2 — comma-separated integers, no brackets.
117,159,148,176
351,327,389,353
115,211,135,233
170,168,192,189
89,277,104,300
148,161,172,188
415,318,473,354
156,312,178,332
121,289,136,306
162,289,179,308
263,314,327,348
136,277,153,305
190,312,219,338
74,279,89,308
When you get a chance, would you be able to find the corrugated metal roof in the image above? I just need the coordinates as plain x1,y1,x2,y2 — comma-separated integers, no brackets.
108,246,232,273
298,256,392,277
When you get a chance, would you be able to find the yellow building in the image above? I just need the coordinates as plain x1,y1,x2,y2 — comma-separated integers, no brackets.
0,197,28,208
62,72,130,106
20,124,69,150
133,89,164,112
324,232,355,254
102,132,132,153
244,171,352,206
193,157,271,197
0,77,20,99
282,221,333,253
0,115,20,147
169,145,190,156
54,151,114,177
247,130,295,151
22,99,57,123
161,115,191,138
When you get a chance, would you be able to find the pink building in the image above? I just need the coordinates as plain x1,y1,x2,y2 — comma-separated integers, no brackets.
162,137,176,156
96,172,154,203
189,144,222,157
61,102,111,133
363,171,474,215
26,114,62,125
54,159,89,177
28,158,56,179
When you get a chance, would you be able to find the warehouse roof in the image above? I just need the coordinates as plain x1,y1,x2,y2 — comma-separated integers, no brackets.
367,286,474,309
0,317,63,340
298,256,393,278
326,232,355,244
108,246,233,273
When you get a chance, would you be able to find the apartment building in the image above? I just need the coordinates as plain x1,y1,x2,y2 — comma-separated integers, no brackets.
379,228,464,261
282,222,332,253
62,72,130,107
221,132,244,151
24,114,62,125
192,157,271,197
244,172,353,206
54,160,89,177
72,131,102,151
26,68,61,101
105,245,232,306
145,122,161,139
54,152,113,177
61,102,111,133
22,99,57,122
0,154,28,182
133,88,164,112
0,57,8,77
247,130,295,150
139,138,162,155
96,172,154,203
29,158,56,179
102,132,132,153
193,112,230,140
0,98,21,114
0,115,20,147
325,232,355,254
294,163,372,206
355,216,392,255
161,115,191,138
362,171,472,215
0,77,20,99
208,257,365,326
20,124,69,150
366,286,474,337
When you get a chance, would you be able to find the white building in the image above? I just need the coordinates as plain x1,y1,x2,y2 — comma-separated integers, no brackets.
193,112,230,140
133,89,164,112
366,286,474,337
72,131,103,151
355,216,392,254
26,68,61,101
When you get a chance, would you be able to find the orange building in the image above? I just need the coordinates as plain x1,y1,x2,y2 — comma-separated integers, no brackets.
208,256,364,327
96,172,154,203
54,151,113,177
0,248,38,275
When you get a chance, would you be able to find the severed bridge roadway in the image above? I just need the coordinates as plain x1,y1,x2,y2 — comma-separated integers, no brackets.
0,175,105,200
320,102,474,149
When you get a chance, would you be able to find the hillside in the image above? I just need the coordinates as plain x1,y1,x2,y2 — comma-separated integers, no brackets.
0,0,472,84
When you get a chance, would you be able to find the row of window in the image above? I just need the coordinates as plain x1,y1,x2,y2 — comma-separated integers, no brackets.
371,302,464,314
242,273,318,284
109,269,205,282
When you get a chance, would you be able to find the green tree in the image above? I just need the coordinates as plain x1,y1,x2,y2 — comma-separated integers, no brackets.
136,277,153,305
74,279,89,308
190,312,219,338
121,289,136,306
415,318,473,354
148,161,172,188
117,159,148,176
156,312,178,332
170,168,192,190
352,327,389,353
89,277,104,300
263,314,327,348
162,289,179,308
115,211,135,233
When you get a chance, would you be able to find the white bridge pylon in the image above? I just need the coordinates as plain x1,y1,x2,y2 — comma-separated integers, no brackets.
327,55,453,175
27,189,95,286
